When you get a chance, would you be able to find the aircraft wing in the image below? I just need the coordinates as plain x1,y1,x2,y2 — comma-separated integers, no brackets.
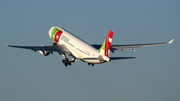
92,39,174,52
5,42,70,54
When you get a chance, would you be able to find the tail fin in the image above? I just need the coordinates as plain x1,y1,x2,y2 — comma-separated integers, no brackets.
98,30,114,57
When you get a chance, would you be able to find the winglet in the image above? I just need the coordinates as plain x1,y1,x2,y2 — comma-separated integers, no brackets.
5,42,8,47
168,39,174,44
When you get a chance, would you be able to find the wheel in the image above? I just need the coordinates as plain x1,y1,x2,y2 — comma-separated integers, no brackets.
66,58,69,62
91,64,94,66
69,62,71,65
62,59,65,63
65,63,68,67
88,63,90,65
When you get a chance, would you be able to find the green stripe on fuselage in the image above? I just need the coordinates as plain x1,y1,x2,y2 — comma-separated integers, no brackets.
52,28,59,34
51,28,59,42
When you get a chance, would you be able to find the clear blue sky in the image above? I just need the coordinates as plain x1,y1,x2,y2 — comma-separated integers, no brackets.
1,0,180,101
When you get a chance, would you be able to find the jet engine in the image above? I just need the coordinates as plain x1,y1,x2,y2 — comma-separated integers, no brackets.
39,51,50,56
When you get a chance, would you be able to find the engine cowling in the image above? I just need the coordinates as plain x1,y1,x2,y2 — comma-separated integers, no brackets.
39,51,50,56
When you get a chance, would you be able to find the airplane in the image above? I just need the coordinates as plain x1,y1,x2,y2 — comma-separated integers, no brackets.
6,26,174,67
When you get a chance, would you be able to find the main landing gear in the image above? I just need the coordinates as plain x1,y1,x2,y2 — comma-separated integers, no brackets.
62,58,71,67
61,53,77,67
88,63,94,66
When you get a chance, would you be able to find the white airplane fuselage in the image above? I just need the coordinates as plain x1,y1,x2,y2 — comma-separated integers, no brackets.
49,26,110,64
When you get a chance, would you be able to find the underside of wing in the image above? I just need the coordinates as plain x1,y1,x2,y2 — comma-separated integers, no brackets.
5,43,70,54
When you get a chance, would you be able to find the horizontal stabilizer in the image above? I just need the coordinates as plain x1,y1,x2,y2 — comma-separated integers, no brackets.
110,57,136,60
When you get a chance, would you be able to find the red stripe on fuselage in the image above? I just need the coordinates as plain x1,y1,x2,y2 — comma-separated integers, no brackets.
55,30,63,42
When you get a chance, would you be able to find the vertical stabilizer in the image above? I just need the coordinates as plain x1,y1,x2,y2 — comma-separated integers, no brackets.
98,30,114,57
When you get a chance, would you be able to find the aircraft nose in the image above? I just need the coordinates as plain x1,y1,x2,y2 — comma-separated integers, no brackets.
48,26,63,43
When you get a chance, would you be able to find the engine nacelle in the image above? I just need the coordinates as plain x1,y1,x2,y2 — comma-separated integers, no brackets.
39,51,50,56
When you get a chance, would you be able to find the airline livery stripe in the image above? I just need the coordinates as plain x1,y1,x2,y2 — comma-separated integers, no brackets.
51,27,63,43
